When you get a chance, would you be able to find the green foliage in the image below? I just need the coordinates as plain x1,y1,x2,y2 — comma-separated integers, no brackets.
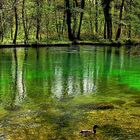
0,0,140,44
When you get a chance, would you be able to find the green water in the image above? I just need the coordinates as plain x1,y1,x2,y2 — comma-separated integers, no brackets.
0,46,140,140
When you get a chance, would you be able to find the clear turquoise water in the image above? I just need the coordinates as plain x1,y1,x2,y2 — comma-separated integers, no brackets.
0,46,140,140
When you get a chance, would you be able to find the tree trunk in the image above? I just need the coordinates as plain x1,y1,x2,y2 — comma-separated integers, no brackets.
128,0,132,39
102,0,113,40
89,0,93,34
77,0,85,39
13,0,18,44
61,10,66,35
116,0,125,40
72,0,77,38
128,24,131,39
95,0,98,33
0,0,3,42
65,0,74,41
104,21,107,39
22,0,28,44
36,0,41,42
10,18,13,40
54,8,59,38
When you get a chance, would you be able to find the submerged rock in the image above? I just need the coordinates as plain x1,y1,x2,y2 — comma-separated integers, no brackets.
93,102,114,110
78,102,114,110
112,100,126,106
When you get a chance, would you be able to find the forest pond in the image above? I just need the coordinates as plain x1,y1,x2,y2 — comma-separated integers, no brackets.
0,46,140,140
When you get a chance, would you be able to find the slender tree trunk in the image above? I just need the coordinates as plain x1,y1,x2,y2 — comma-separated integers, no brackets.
74,0,78,6
0,0,3,42
13,0,18,44
102,0,113,40
46,16,49,41
89,0,93,34
54,2,61,39
72,0,77,39
61,10,66,35
65,0,74,41
116,0,125,40
36,0,41,42
95,0,98,33
55,9,59,37
128,0,132,38
22,0,28,44
58,14,62,39
10,18,13,40
128,23,131,39
104,21,107,39
77,0,85,39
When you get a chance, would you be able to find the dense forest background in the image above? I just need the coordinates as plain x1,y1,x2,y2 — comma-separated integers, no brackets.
0,0,140,44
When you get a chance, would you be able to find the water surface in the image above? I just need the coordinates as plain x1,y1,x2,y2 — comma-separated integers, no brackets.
0,46,140,140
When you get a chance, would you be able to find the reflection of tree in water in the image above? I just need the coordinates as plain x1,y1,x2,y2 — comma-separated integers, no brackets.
51,46,100,98
4,48,18,111
103,47,112,79
46,48,53,97
21,48,28,99
18,47,101,99
61,46,83,98
3,48,27,111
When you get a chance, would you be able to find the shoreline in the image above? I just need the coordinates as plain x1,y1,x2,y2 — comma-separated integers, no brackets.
0,41,140,48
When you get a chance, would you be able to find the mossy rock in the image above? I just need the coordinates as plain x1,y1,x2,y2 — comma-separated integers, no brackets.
112,100,126,106
94,102,114,110
78,102,114,110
